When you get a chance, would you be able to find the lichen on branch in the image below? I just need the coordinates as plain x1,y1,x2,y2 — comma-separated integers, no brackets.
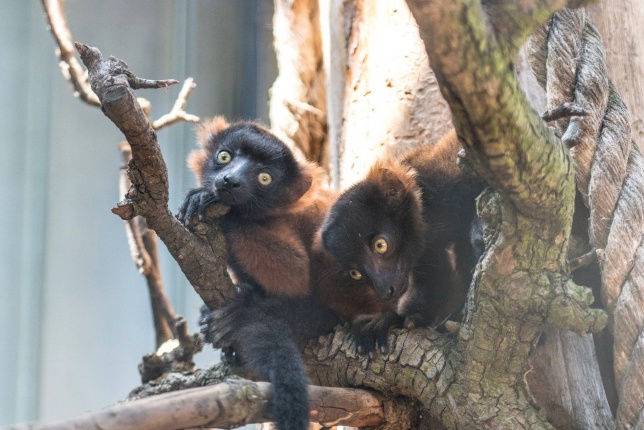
400,0,606,426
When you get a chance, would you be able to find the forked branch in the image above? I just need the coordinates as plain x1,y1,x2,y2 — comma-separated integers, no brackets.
75,42,236,309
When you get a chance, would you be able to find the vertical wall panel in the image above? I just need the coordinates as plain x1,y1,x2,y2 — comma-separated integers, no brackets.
14,1,55,423
0,0,32,424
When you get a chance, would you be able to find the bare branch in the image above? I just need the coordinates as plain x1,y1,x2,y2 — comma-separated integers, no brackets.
130,77,178,90
137,324,202,384
41,0,100,106
541,102,589,122
42,0,198,128
152,78,200,131
119,142,153,275
75,42,236,309
10,380,385,430
569,248,599,271
407,0,574,218
119,142,176,346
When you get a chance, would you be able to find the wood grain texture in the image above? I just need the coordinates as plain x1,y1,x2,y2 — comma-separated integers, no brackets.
8,381,385,430
588,1,644,150
323,0,452,189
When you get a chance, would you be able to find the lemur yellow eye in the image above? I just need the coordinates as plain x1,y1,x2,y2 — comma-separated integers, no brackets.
349,269,363,281
258,172,272,186
217,151,232,164
373,237,388,254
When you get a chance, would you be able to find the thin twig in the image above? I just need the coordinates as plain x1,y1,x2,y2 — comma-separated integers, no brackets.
569,249,599,272
42,1,200,131
152,78,201,130
541,102,589,122
41,0,100,106
131,77,179,90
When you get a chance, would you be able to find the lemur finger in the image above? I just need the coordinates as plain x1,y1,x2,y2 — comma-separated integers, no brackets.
353,321,377,356
183,194,203,230
376,329,390,355
177,188,204,221
404,313,431,330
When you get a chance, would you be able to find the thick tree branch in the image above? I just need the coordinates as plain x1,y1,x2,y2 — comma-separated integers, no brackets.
75,42,235,309
482,0,598,54
304,326,453,414
402,1,607,427
407,0,574,219
119,142,177,347
10,380,385,430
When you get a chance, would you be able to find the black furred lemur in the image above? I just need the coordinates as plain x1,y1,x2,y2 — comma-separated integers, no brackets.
321,130,486,355
179,117,390,430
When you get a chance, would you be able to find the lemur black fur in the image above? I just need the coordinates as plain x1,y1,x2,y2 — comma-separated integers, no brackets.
321,130,485,355
179,118,390,430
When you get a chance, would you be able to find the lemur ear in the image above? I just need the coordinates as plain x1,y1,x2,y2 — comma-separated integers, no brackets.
187,117,231,184
366,160,418,208
197,116,230,150
379,168,406,206
286,164,313,204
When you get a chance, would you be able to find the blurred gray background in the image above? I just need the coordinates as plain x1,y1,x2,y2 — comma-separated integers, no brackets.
0,0,277,425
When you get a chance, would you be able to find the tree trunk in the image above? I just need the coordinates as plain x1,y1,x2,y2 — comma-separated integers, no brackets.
516,47,615,429
588,1,644,150
319,3,614,428
319,0,451,188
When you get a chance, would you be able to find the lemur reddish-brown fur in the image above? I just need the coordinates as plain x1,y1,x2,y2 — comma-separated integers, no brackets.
181,117,388,430
181,117,333,298
321,130,485,355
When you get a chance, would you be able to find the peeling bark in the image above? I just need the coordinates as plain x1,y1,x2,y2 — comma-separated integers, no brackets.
321,0,452,188
270,0,328,165
587,1,644,150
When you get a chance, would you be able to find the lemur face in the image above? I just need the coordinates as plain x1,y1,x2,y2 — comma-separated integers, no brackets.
321,167,425,301
202,124,305,214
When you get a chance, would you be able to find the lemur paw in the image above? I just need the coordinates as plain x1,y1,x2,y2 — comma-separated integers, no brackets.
198,300,243,350
176,187,218,230
198,304,217,345
403,313,432,329
220,346,241,366
351,312,403,357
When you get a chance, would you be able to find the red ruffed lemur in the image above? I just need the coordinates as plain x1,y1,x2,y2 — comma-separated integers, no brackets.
321,130,486,355
178,118,389,430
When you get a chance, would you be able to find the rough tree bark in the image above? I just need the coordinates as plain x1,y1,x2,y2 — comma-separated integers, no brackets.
306,1,606,428
516,46,615,429
26,0,644,428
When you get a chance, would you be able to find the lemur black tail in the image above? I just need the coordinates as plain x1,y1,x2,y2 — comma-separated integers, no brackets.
200,291,340,430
